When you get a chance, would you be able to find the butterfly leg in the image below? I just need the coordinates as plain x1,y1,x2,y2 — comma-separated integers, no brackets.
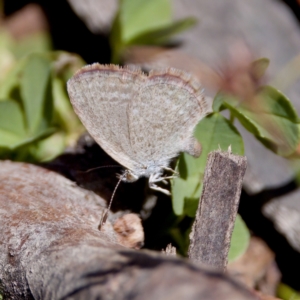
161,177,177,185
150,173,177,183
149,181,171,195
160,166,179,175
149,173,178,195
160,175,178,182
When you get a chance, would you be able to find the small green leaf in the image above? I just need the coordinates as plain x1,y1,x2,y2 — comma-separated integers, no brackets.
120,0,172,43
14,127,57,149
172,175,202,216
11,32,51,59
52,77,84,144
228,214,250,261
45,51,85,81
213,93,227,112
0,100,26,136
277,283,300,300
171,176,188,216
261,86,298,122
128,17,197,45
20,54,53,135
0,126,57,162
111,0,196,63
0,100,26,147
0,57,26,99
251,58,270,80
110,12,123,64
183,195,202,218
223,86,300,156
186,113,244,177
0,98,56,151
27,131,65,162
172,113,244,215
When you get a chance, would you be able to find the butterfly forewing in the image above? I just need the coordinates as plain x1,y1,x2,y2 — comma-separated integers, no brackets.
67,64,144,171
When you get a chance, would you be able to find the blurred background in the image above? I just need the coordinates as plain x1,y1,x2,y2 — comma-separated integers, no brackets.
2,1,300,299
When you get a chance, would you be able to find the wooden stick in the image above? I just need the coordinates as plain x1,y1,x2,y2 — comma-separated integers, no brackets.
188,150,247,271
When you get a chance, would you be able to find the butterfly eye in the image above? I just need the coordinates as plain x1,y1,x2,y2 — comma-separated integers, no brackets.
124,171,139,183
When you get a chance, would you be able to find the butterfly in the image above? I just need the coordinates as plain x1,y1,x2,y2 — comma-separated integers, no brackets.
67,64,212,195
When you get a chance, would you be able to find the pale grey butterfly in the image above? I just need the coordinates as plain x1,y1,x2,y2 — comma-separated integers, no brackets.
67,64,212,226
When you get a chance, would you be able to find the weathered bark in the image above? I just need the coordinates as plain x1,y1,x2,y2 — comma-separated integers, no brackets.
188,150,247,271
0,160,258,300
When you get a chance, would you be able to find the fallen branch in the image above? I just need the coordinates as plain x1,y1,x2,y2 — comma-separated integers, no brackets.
0,161,257,299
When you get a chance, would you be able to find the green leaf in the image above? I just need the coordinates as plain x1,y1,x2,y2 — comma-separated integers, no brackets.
110,12,123,64
277,283,300,300
0,100,26,147
223,86,300,156
20,54,53,135
257,86,298,121
0,57,26,99
212,93,225,112
111,0,196,63
11,32,52,59
183,194,202,218
172,175,202,216
186,113,244,176
172,113,244,215
14,127,57,148
251,58,270,80
0,98,55,150
128,17,197,45
45,51,85,81
0,100,26,136
228,214,250,262
120,0,172,43
0,50,86,162
27,131,65,162
52,77,84,143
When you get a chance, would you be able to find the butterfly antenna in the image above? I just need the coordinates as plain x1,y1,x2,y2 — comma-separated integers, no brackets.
98,171,127,230
79,165,123,174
